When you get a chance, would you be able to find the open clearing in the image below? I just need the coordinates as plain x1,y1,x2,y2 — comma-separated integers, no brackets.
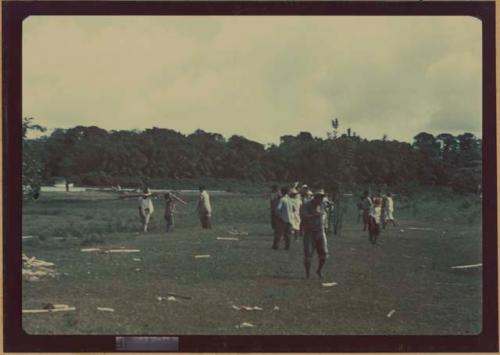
22,190,482,335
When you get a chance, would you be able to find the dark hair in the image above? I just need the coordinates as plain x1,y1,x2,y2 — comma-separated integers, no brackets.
363,191,369,196
143,187,149,193
164,192,171,199
199,185,205,191
271,185,278,191
280,187,289,195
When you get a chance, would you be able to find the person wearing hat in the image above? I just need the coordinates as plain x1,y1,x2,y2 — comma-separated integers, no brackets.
164,192,176,233
301,188,329,278
197,185,212,229
274,186,295,250
139,187,154,233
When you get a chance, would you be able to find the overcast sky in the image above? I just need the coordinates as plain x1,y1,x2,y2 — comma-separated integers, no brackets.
23,16,482,144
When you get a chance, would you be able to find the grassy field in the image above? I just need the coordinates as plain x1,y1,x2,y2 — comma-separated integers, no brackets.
22,188,482,335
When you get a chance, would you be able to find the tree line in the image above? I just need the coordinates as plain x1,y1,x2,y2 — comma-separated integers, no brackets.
23,118,482,193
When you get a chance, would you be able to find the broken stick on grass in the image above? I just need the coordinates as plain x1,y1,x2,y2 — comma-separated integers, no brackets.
322,282,338,287
23,307,76,313
236,322,255,328
81,248,101,252
450,263,482,269
106,249,140,253
167,292,192,300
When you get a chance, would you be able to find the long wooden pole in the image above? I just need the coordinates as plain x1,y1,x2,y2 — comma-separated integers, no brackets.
119,191,188,205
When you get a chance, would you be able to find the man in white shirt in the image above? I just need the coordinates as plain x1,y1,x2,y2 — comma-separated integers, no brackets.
383,192,397,228
197,186,212,229
290,188,302,241
139,187,154,233
368,191,383,244
273,187,295,250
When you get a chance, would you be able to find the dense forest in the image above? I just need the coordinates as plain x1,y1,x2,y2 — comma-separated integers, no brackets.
23,117,482,193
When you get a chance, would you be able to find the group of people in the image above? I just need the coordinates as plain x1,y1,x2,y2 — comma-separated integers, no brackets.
358,190,397,244
270,184,332,279
134,183,396,278
135,186,212,233
269,184,399,277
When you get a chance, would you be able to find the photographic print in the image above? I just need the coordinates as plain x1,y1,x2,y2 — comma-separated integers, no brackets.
19,13,486,339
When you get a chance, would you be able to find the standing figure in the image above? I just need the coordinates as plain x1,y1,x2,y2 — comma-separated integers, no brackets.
164,192,176,233
323,194,334,234
357,196,364,224
139,187,154,233
301,189,329,279
299,186,312,236
197,186,212,229
270,185,281,232
274,187,294,250
289,188,302,241
361,191,372,231
368,191,383,244
383,192,397,228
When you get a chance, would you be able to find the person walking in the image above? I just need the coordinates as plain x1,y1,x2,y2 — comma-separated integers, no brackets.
368,191,383,244
357,196,364,224
139,187,154,233
301,189,329,279
361,191,372,231
383,192,397,228
322,194,334,234
164,192,176,233
299,186,312,237
289,188,302,241
197,186,212,229
270,185,281,233
274,187,294,250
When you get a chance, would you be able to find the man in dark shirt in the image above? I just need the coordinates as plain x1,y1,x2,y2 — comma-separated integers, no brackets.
164,192,176,233
270,185,281,232
301,189,329,278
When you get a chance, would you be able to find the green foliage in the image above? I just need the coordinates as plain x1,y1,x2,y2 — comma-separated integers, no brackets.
25,118,481,192
22,117,47,198
449,169,481,193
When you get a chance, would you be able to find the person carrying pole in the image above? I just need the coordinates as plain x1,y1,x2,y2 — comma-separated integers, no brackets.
197,186,212,229
139,187,154,233
164,192,176,233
